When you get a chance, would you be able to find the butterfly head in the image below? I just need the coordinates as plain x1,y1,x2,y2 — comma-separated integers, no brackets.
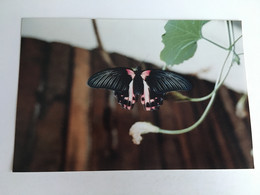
132,66,142,73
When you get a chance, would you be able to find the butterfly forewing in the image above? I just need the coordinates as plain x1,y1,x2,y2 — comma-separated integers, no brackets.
87,67,132,91
144,69,192,94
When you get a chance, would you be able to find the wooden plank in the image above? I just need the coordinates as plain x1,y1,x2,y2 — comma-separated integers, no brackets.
111,103,140,170
30,42,73,171
171,102,194,169
137,105,162,169
158,76,197,169
157,100,186,169
13,38,49,171
30,102,66,171
87,49,111,170
209,87,241,168
219,87,253,168
45,42,73,102
175,79,207,169
190,79,228,168
65,48,91,171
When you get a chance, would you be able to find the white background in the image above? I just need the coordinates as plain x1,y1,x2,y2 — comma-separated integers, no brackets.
1,0,260,194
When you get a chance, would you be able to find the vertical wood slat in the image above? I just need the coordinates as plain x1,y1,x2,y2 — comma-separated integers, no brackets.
209,91,237,168
191,79,229,168
65,48,91,171
88,49,112,170
219,87,253,167
13,38,49,171
30,102,66,171
138,106,162,169
30,42,73,171
159,100,185,169
45,43,72,102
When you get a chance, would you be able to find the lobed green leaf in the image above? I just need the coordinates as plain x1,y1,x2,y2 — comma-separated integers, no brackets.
160,20,209,65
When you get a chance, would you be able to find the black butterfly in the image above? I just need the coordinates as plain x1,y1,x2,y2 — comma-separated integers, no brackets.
87,67,192,111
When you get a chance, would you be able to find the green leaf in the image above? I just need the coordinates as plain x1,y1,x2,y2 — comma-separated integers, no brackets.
160,20,209,65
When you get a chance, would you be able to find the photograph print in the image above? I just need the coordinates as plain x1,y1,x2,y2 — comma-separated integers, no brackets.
13,19,253,171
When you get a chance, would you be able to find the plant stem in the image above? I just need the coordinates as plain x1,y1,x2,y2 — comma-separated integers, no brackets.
162,64,167,70
156,50,233,135
158,89,216,134
201,21,242,52
227,21,232,47
188,50,232,102
181,35,242,103
229,35,242,50
230,21,236,51
201,36,229,50
153,20,242,136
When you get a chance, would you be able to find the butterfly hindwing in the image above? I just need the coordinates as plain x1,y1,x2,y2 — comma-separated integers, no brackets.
114,90,136,110
140,88,164,111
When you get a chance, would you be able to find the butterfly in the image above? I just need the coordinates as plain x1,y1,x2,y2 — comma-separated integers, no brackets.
87,67,192,111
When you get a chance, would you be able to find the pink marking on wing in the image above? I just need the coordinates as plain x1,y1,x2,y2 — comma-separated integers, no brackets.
141,70,151,80
126,69,135,79
146,107,151,111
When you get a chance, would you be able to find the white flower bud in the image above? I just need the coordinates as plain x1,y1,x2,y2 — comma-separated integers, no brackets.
129,122,159,145
235,94,248,118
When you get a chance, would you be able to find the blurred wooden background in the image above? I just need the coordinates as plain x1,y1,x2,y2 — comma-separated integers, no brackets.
13,38,254,171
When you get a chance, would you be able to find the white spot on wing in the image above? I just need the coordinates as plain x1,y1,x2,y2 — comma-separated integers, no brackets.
142,80,151,111
128,80,134,104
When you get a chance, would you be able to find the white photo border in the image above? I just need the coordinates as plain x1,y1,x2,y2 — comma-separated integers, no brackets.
0,0,260,194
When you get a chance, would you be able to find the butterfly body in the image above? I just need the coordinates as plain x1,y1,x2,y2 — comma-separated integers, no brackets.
87,67,191,111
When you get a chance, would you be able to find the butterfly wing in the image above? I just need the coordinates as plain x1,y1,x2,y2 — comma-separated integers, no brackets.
143,69,192,93
87,67,132,91
87,67,136,110
140,69,192,111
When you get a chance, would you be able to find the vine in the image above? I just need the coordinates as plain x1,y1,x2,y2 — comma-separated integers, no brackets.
129,20,243,144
